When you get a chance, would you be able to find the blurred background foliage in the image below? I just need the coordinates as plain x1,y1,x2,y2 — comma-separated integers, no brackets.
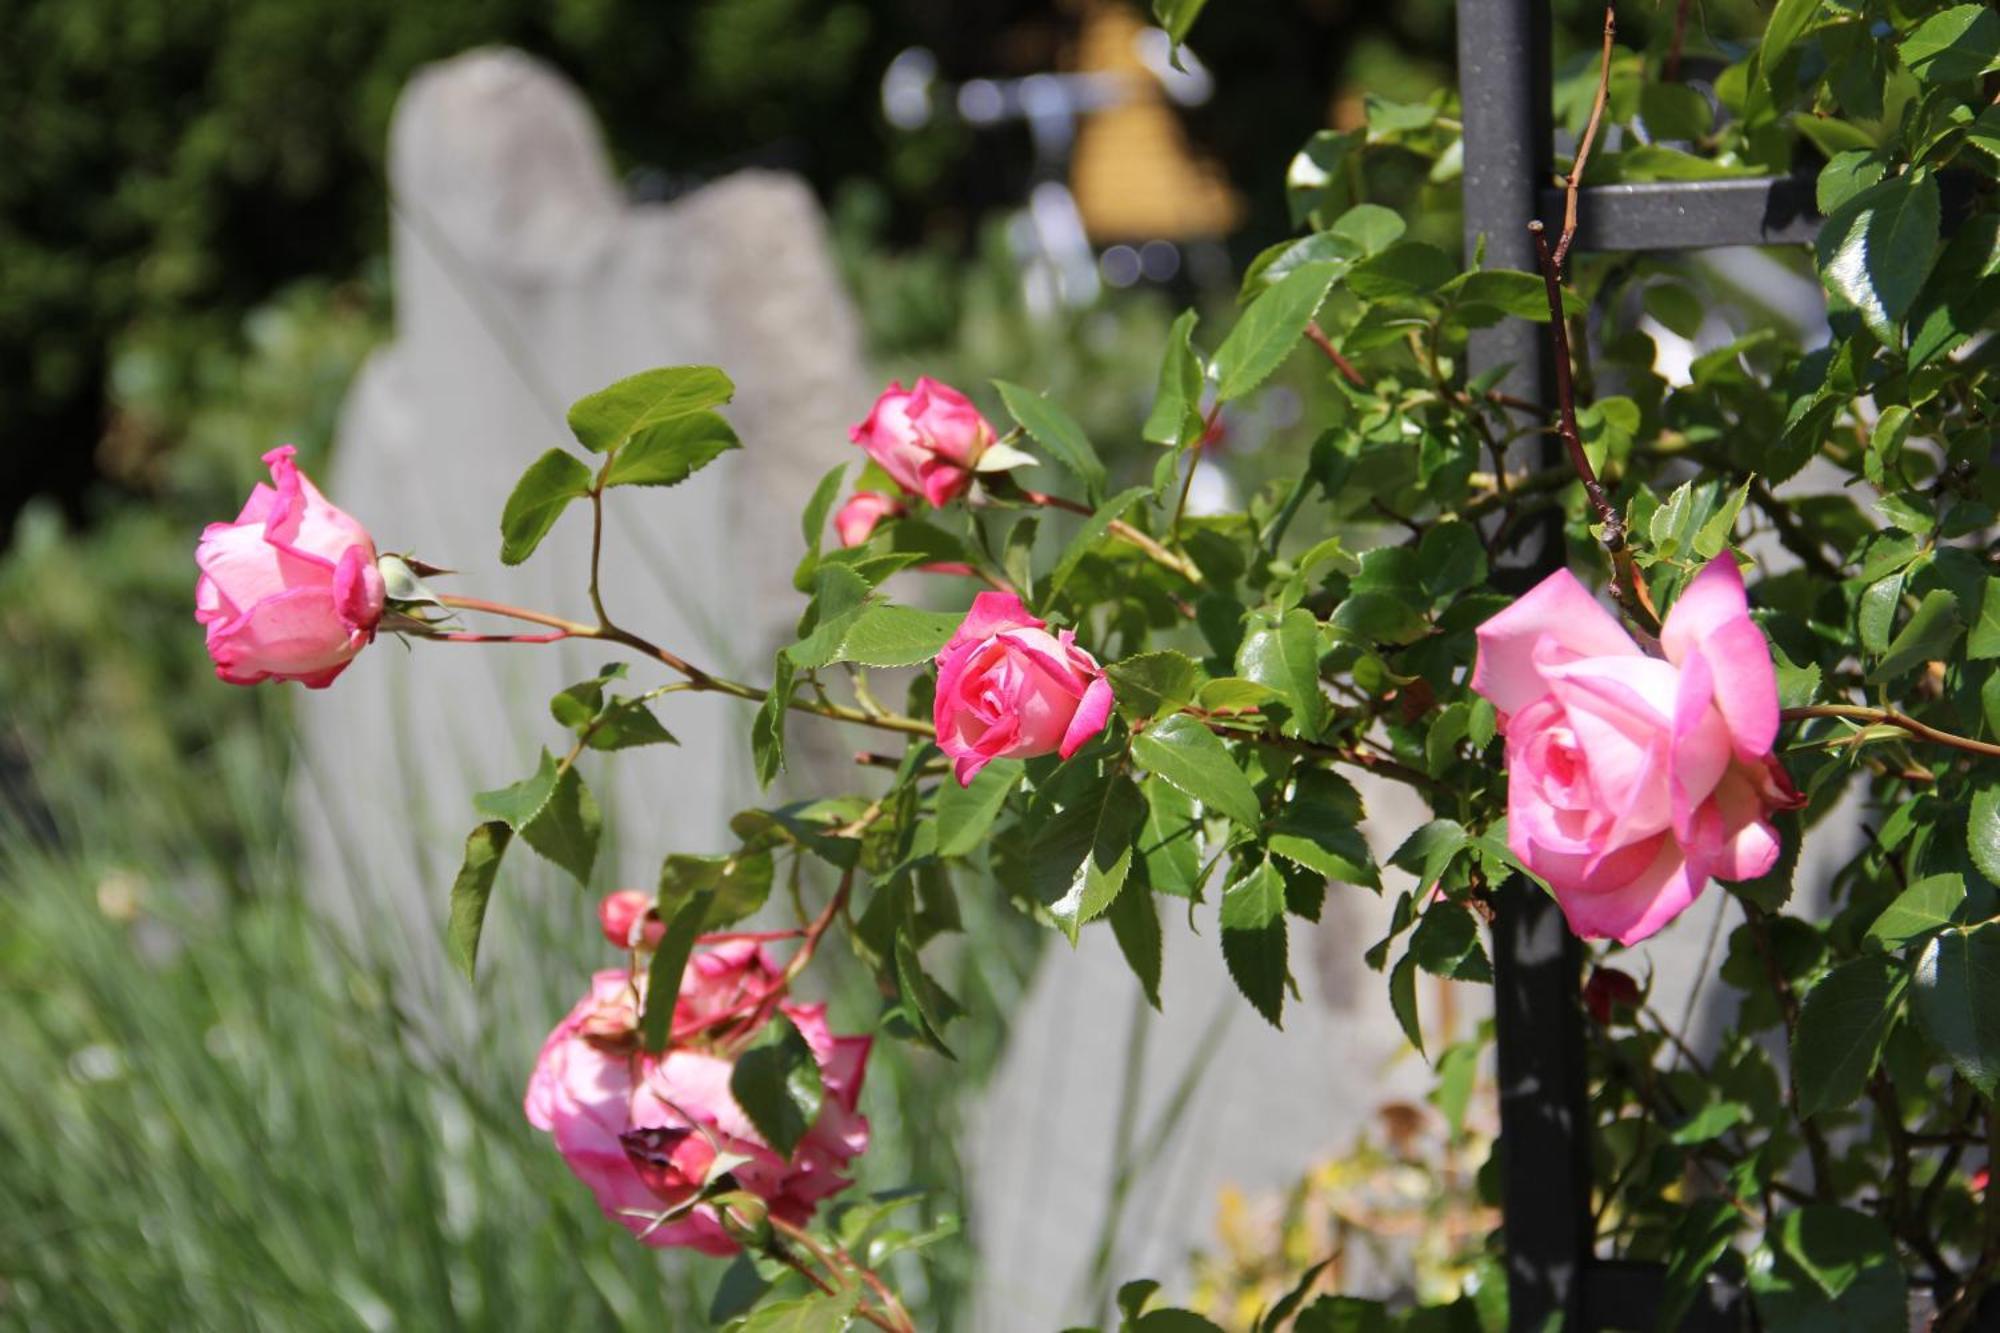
0,0,1775,1326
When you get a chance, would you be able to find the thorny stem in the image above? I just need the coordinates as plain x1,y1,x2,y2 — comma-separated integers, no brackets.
1783,705,2000,761
1528,223,1620,545
1010,487,1206,586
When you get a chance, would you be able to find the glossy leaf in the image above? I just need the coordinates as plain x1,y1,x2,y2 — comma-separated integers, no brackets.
1794,955,1905,1117
567,365,733,453
1212,262,1339,402
601,411,739,488
499,449,593,565
446,821,512,981
996,380,1106,499
729,1013,825,1159
1131,714,1262,828
1220,858,1289,1027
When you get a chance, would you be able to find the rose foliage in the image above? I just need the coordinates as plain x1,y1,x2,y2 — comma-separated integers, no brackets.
197,1,2000,1327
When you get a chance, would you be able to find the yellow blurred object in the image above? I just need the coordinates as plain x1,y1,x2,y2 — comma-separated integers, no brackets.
1068,0,1243,243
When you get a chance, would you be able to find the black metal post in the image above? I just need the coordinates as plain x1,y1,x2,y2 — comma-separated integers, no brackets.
1458,4,1594,1331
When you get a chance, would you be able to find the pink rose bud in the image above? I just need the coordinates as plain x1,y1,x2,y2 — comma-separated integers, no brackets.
849,377,994,507
598,890,664,950
933,591,1115,786
833,491,907,548
524,945,872,1254
1471,553,1803,946
194,445,385,688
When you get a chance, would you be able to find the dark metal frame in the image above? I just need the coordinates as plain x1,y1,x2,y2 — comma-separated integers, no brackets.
1455,2,1821,1328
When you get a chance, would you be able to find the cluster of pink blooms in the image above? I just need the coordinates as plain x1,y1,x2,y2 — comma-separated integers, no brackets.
193,377,1805,1252
525,895,873,1253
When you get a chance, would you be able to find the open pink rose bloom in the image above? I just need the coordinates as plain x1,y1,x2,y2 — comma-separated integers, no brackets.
525,943,871,1254
934,591,1116,786
194,445,385,687
1471,554,1801,945
849,377,994,507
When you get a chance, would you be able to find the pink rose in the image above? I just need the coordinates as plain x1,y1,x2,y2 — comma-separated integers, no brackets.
1471,554,1800,945
524,943,871,1254
833,491,907,547
933,591,1115,785
194,445,385,688
849,378,994,507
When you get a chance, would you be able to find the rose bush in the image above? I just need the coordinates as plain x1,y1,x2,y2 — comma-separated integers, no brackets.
193,444,383,687
195,0,2000,1325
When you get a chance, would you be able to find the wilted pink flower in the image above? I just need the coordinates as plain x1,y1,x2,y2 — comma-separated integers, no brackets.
933,591,1115,786
849,378,994,507
834,492,907,547
194,445,384,687
525,944,870,1254
1472,554,1800,945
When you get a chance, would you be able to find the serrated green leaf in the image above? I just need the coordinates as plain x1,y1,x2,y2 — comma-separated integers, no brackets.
1212,262,1340,402
1268,770,1376,887
567,365,734,453
733,1288,860,1333
446,821,512,981
1131,715,1262,828
1794,955,1905,1117
995,380,1106,499
1973,787,2000,884
1389,952,1423,1056
1913,923,2000,1094
1142,309,1205,446
499,449,594,565
1867,873,1966,952
936,760,1023,858
752,652,796,787
1408,902,1490,982
1221,858,1289,1027
1236,609,1329,739
1866,587,1961,683
729,1013,824,1159
601,411,739,488
1030,770,1146,942
1656,1199,1742,1333
519,764,600,887
1751,1207,1904,1333
1900,5,2000,83
1969,580,2000,659
1815,174,1941,345
659,851,775,929
641,889,713,1053
473,749,563,831
1104,650,1208,721
785,564,873,669
1138,776,1203,899
894,933,959,1059
1391,818,1469,888
833,603,964,668
1107,876,1164,1009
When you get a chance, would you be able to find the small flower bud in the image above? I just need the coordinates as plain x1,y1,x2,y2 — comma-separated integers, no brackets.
598,890,663,950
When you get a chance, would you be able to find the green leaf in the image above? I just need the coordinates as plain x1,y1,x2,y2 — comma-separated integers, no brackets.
734,1288,860,1333
1750,1207,1904,1333
659,851,775,929
1345,241,1455,300
1867,873,1966,952
1151,0,1209,47
785,565,873,670
1817,149,1890,215
1139,776,1203,899
1118,1279,1162,1324
1388,952,1423,1056
1900,5,2000,83
1107,876,1164,1008
1866,587,1962,683
1973,786,2000,884
1913,922,2000,1093
1142,309,1205,447
1220,858,1289,1026
586,698,676,751
641,890,714,1053
1030,770,1146,942
1416,521,1487,600
1268,770,1377,887
446,822,512,980
601,411,739,488
729,1013,825,1159
1670,1099,1748,1146
1409,903,1491,982
499,449,594,565
1212,262,1340,402
995,380,1106,499
1330,203,1405,256
1969,580,2000,659
752,652,796,788
1046,486,1150,600
1815,174,1941,345
1235,609,1329,739
1131,715,1262,828
473,750,601,886
1693,481,1752,560
833,603,963,668
1794,955,1906,1117
893,933,959,1058
1656,1200,1742,1333
1104,651,1208,722
1639,81,1713,141
1295,1295,1391,1333
1390,818,1469,888
566,365,734,453
1747,0,1823,121
1329,592,1430,645
936,760,1023,858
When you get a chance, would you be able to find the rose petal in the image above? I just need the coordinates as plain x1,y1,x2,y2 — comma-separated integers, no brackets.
1551,836,1706,946
1060,675,1115,759
1472,568,1641,721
